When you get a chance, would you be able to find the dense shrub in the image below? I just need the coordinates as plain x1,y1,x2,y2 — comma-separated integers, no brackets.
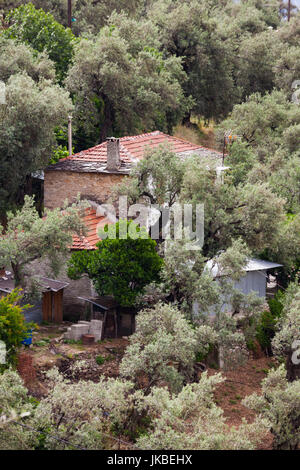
256,292,284,354
0,290,34,369
119,302,218,393
243,365,300,450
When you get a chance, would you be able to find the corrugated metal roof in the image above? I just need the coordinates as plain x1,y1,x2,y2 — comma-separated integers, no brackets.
77,296,118,310
0,272,69,294
206,258,283,278
0,271,15,293
37,277,69,292
244,258,283,272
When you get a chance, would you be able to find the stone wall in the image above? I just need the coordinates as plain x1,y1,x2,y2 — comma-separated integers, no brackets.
44,170,125,209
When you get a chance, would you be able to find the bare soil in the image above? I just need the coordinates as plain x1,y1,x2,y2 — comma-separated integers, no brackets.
21,323,276,449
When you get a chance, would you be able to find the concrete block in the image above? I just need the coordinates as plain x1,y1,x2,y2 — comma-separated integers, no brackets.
64,320,103,341
64,327,72,340
93,332,102,342
90,320,103,330
69,324,88,340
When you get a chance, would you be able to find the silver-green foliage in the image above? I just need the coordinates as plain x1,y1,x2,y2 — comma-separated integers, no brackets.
243,365,300,450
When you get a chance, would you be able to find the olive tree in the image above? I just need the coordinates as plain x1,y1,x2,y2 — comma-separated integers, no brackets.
120,302,218,392
272,283,300,381
137,372,268,450
0,73,72,215
66,15,189,146
181,156,285,258
0,38,55,83
0,196,87,288
140,238,263,369
243,365,300,450
0,366,269,451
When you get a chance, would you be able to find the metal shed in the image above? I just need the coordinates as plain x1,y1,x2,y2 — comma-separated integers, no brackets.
207,258,283,297
193,258,283,317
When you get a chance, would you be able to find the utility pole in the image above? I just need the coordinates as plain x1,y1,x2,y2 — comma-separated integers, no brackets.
68,115,73,156
68,0,72,29
288,0,291,22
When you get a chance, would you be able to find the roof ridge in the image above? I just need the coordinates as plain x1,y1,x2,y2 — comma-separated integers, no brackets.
164,133,223,155
120,130,162,141
121,130,223,155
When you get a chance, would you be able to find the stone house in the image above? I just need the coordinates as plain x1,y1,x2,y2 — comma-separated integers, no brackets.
44,131,223,209
42,131,224,319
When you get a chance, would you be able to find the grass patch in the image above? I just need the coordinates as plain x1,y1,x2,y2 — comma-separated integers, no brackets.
64,339,83,345
229,399,238,405
95,355,113,365
35,340,48,347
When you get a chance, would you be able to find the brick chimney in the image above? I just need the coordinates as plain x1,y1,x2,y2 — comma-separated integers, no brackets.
106,137,121,172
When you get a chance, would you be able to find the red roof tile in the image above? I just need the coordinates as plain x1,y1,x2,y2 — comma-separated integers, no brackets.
72,207,111,250
59,131,223,167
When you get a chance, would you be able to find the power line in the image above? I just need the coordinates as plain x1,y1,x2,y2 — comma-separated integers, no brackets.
11,418,141,450
68,0,72,29
12,420,87,450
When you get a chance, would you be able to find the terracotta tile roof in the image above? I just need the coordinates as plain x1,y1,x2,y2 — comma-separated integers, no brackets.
72,207,111,250
48,131,223,173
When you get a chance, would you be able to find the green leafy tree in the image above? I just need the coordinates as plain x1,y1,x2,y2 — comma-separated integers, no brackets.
68,220,163,307
0,289,35,368
3,3,76,83
255,291,284,355
0,196,87,287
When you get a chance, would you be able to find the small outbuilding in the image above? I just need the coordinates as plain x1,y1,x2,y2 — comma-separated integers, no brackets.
0,269,69,324
193,258,283,317
207,258,283,298
78,296,136,339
